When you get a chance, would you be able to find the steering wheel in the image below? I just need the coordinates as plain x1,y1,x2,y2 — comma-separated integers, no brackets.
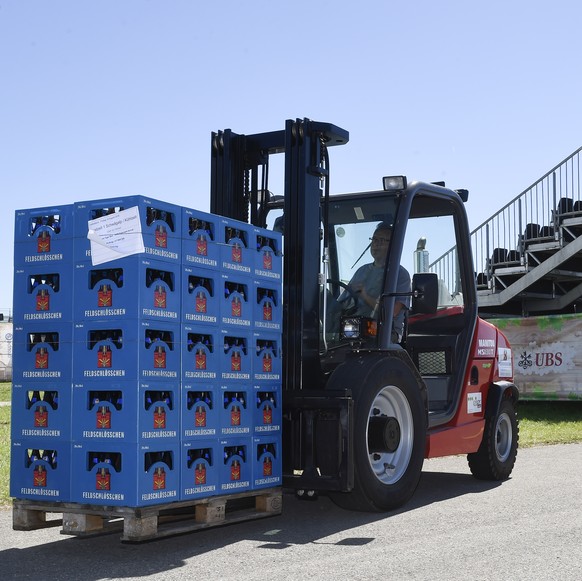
326,279,360,315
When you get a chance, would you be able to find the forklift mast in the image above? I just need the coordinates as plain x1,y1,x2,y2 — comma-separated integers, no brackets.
210,118,349,395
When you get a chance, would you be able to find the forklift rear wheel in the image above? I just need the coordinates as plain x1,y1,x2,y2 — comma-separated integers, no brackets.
329,359,426,512
468,397,518,480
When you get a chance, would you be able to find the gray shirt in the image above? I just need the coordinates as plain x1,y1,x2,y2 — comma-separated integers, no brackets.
342,263,411,337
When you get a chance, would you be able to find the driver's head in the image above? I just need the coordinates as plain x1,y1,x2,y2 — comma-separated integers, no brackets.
370,222,391,265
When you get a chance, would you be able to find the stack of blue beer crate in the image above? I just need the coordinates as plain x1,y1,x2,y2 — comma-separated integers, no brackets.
10,196,283,508
179,209,283,499
69,196,183,506
11,204,75,502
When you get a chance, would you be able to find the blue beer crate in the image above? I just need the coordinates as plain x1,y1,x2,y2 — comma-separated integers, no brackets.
252,436,282,489
219,386,252,437
70,441,180,507
13,266,74,324
181,439,220,501
181,384,220,439
219,272,252,330
181,265,219,325
218,217,253,276
72,320,181,383
10,439,72,502
252,331,282,385
12,322,73,384
73,257,181,323
181,207,221,271
73,195,182,264
252,279,282,332
219,437,251,494
14,204,75,267
252,226,283,282
219,330,251,383
182,324,220,382
252,386,282,435
10,382,72,442
71,382,180,444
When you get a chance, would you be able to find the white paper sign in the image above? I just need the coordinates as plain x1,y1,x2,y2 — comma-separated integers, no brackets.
497,347,513,378
87,206,145,266
467,392,482,414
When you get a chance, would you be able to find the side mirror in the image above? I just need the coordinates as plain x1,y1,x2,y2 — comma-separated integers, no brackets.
411,273,438,314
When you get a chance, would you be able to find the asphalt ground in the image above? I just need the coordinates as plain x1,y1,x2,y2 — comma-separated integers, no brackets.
2,443,581,581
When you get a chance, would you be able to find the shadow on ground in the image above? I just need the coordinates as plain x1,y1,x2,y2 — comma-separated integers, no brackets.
1,467,502,580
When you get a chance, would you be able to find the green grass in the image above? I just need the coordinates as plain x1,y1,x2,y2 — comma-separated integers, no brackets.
0,405,10,506
519,401,582,447
0,385,581,507
0,383,10,402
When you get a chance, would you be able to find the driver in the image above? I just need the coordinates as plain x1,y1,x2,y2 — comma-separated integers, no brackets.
341,222,411,341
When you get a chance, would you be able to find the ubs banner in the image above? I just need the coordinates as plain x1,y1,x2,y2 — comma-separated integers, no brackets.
0,322,12,381
489,314,582,401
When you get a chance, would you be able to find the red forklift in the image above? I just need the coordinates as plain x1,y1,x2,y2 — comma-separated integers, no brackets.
210,118,518,511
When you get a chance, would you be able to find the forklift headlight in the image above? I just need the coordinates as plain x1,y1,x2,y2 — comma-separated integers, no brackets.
340,317,377,341
382,175,407,192
341,318,361,340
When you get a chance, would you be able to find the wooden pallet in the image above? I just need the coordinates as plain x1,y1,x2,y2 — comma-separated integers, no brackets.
12,487,282,542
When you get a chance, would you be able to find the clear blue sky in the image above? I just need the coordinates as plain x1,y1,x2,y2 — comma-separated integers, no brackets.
1,0,581,313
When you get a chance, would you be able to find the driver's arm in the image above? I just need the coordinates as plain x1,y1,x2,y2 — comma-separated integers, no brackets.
357,285,378,311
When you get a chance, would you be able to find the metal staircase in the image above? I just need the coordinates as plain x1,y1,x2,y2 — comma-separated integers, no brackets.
430,146,582,317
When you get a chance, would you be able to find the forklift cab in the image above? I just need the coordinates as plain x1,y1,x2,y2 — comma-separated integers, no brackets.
268,175,477,427
269,179,467,356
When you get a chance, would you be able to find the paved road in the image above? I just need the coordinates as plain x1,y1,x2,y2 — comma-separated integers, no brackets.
2,443,581,580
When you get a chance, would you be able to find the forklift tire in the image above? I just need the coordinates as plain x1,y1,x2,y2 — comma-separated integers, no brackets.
329,358,426,512
467,397,518,480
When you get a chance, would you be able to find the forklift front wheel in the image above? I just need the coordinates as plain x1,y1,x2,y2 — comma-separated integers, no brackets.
329,358,426,512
